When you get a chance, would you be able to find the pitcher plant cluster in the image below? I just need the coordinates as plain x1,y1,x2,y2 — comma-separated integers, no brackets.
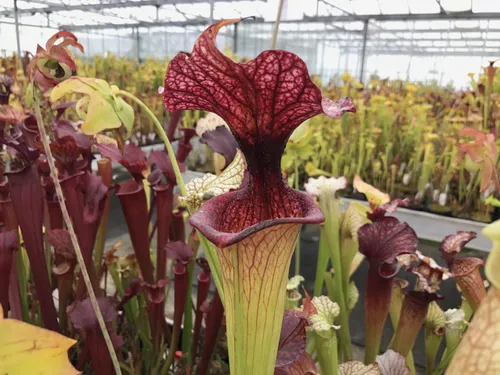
0,18,500,375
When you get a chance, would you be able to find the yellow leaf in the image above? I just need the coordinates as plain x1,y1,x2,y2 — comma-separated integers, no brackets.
51,77,135,138
482,220,500,289
50,76,96,101
114,97,135,137
0,306,79,375
81,91,122,135
75,95,89,120
184,149,246,211
353,175,390,208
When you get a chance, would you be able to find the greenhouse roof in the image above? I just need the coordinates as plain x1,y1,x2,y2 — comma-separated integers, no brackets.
1,0,500,57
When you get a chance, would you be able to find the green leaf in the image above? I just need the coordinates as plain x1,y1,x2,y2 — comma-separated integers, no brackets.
485,196,500,208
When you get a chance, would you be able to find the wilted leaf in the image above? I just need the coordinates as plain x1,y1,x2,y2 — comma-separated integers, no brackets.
165,241,194,262
183,149,246,211
0,105,29,125
375,349,410,375
275,311,316,375
353,175,390,208
0,306,79,374
84,91,122,132
51,76,95,100
410,261,445,294
338,361,380,375
199,125,239,169
51,77,134,137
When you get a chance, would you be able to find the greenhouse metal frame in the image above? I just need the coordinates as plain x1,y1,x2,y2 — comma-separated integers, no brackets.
1,0,500,85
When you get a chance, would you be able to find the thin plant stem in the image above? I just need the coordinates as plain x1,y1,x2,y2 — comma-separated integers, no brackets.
294,157,301,275
182,236,200,367
198,235,225,304
314,227,329,296
315,334,339,375
15,247,30,322
431,342,460,375
32,85,122,375
161,318,181,375
320,193,352,361
231,246,244,375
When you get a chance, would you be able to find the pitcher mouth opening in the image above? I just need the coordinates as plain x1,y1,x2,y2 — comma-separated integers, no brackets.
189,187,324,249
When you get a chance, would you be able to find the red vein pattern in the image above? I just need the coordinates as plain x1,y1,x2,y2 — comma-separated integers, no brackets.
164,20,331,146
216,224,301,374
164,20,354,247
164,20,355,374
446,287,500,374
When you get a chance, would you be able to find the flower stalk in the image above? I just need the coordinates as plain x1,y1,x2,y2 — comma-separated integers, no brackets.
314,227,329,296
318,189,352,361
182,232,201,366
